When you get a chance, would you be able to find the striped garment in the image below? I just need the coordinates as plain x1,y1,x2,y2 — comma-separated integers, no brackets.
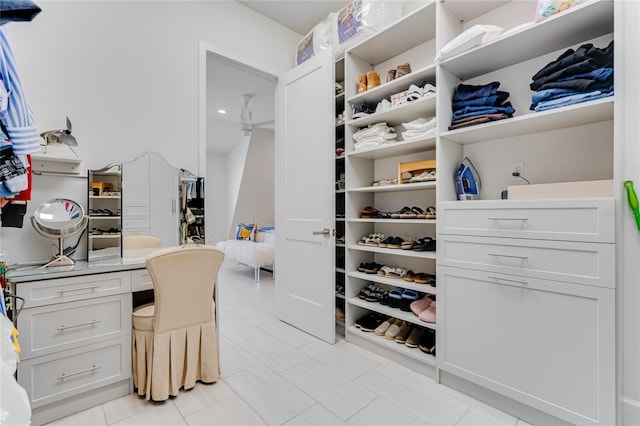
0,28,39,155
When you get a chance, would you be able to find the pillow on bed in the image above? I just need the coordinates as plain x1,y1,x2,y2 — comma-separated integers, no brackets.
235,223,256,240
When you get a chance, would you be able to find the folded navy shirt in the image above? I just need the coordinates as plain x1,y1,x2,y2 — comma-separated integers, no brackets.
0,0,41,26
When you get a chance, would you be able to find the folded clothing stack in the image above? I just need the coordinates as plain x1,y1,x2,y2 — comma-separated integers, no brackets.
449,81,515,130
353,122,397,151
401,117,436,141
529,40,614,112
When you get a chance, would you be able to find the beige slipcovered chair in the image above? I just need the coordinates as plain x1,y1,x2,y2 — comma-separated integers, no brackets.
123,234,162,250
131,245,225,401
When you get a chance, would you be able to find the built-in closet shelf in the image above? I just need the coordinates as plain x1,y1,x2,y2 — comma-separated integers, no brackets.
336,122,345,129
336,155,345,160
348,244,436,259
347,1,436,64
350,181,436,193
347,325,436,365
89,216,122,220
336,92,345,101
349,218,436,225
89,196,120,200
336,244,346,249
336,267,346,274
440,0,613,80
348,298,437,332
348,65,437,105
335,218,346,222
440,97,613,145
336,189,346,194
348,271,437,296
89,234,121,239
348,137,436,160
347,95,436,128
335,293,346,301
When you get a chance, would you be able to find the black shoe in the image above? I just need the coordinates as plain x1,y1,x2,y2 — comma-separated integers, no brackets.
418,328,436,354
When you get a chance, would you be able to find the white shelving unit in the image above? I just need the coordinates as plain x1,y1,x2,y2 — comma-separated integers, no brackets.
330,0,617,424
88,165,122,261
335,57,347,334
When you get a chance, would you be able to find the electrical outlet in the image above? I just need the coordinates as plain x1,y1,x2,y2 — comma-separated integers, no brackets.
510,162,524,181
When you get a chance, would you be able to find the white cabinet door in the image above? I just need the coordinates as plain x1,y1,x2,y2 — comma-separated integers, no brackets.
275,50,336,343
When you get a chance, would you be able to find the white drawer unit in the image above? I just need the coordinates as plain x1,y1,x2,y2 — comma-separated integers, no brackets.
438,198,615,243
438,199,615,425
438,266,615,426
439,235,614,288
18,336,131,409
19,293,132,360
16,271,131,308
130,268,153,292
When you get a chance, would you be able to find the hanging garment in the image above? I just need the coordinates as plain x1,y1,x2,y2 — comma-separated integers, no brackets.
0,0,41,26
0,200,26,227
0,28,39,155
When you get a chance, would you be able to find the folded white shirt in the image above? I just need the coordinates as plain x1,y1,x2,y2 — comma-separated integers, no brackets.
402,117,436,131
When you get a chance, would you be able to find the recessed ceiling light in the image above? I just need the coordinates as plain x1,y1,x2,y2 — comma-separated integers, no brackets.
217,109,226,114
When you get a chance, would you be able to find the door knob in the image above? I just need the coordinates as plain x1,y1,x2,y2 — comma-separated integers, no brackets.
312,228,335,237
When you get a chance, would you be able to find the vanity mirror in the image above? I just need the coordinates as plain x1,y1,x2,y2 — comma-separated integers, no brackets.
31,198,88,267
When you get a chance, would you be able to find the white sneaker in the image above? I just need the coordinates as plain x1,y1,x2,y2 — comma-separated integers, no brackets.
407,84,423,101
375,99,392,112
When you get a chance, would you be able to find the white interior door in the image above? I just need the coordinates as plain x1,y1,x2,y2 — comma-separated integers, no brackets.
275,50,335,343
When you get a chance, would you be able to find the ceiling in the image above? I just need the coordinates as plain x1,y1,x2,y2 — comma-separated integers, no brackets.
206,1,348,155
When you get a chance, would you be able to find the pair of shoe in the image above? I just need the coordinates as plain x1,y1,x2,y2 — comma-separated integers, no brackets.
335,307,345,323
358,232,385,245
357,262,383,274
360,206,378,218
406,82,437,102
377,266,408,279
410,295,436,323
386,63,412,82
375,317,406,340
409,170,436,182
372,178,397,186
357,71,382,93
404,271,434,285
418,328,436,355
355,312,387,331
389,287,420,311
413,237,436,251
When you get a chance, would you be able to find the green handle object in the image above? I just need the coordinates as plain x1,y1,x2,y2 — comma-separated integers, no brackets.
624,180,640,231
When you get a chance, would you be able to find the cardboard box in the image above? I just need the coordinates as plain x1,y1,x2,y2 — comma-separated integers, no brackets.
390,89,409,107
508,179,613,200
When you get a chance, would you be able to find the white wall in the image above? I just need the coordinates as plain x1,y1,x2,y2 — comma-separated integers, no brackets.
225,134,251,238
1,0,300,263
205,153,228,245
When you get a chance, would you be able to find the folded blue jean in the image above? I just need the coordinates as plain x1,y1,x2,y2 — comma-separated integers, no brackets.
536,71,613,92
530,82,614,110
452,82,501,102
534,90,613,112
452,103,515,121
452,91,510,110
0,0,41,25
530,59,605,90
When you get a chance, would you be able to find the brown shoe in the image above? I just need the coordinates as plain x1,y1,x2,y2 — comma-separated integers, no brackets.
394,323,413,344
358,74,368,93
395,63,412,78
386,69,396,82
405,327,425,348
367,71,380,90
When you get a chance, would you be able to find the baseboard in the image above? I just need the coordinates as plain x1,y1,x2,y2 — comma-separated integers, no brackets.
622,396,640,426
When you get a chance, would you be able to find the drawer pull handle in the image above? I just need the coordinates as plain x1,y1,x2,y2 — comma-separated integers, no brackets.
57,285,100,294
57,365,101,380
488,275,528,285
57,320,101,331
488,217,528,221
488,253,528,260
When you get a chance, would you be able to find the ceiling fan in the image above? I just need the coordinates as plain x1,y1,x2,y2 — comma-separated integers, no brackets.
240,94,274,136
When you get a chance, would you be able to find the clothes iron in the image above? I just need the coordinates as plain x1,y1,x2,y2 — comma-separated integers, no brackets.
455,157,481,200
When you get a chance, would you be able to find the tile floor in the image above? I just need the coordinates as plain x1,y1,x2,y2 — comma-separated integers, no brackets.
46,260,532,426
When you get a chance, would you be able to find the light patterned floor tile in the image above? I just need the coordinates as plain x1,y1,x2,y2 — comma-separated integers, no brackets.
171,380,236,418
298,339,378,381
44,405,106,426
356,364,469,425
111,401,185,426
219,336,262,376
260,319,317,348
224,364,316,424
219,311,267,344
281,359,378,420
184,394,266,426
283,403,349,426
456,406,518,426
238,333,309,373
102,393,153,424
516,419,534,426
346,396,429,426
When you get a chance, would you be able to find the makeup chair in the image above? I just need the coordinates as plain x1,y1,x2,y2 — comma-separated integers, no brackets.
131,245,225,401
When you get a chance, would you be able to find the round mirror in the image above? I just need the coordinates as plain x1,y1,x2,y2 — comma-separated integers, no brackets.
31,198,88,267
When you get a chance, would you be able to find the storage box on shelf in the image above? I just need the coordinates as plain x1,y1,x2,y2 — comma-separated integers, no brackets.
342,0,438,373
88,165,122,261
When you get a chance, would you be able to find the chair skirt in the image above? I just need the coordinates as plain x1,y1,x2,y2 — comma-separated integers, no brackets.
132,320,219,401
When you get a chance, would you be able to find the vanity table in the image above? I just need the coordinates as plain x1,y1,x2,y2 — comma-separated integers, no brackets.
7,258,154,426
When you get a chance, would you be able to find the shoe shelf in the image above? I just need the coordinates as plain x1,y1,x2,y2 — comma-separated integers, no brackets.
347,136,436,160
348,64,437,105
440,0,613,80
89,234,121,239
347,94,436,128
348,297,437,332
440,97,614,145
349,181,436,193
348,271,437,297
335,189,346,194
89,216,122,220
347,244,436,260
347,325,436,366
89,195,120,199
349,218,436,224
336,267,346,274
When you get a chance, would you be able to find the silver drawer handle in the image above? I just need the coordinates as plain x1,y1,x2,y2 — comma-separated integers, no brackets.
57,365,101,380
57,285,100,294
57,320,101,331
488,217,528,221
488,253,528,260
488,275,528,285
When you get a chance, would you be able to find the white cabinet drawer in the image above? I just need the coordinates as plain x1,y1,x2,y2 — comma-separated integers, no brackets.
439,235,614,288
438,266,615,426
438,198,614,243
19,293,132,360
131,268,153,292
18,336,131,409
16,271,131,308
